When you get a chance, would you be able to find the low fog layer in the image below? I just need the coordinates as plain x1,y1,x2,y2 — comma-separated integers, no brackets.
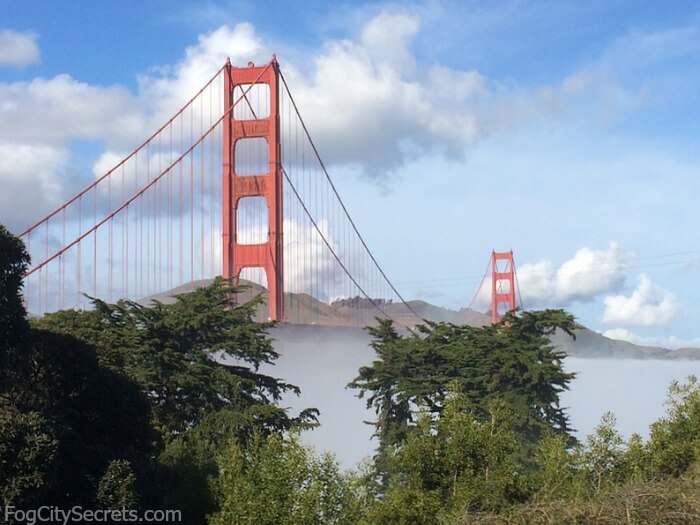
263,325,700,469
263,325,376,468
562,357,700,441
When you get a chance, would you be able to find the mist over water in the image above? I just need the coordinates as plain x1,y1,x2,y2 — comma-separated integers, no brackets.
562,358,700,440
265,326,700,469
266,325,377,468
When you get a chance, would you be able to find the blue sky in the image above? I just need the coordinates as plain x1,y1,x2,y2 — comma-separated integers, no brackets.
2,1,700,348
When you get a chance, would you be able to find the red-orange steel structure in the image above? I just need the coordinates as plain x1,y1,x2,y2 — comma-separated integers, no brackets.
490,250,516,323
222,58,284,321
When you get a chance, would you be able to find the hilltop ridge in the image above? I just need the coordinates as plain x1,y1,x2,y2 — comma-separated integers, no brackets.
141,279,700,361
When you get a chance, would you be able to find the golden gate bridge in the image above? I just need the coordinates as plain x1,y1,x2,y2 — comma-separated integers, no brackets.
18,57,520,327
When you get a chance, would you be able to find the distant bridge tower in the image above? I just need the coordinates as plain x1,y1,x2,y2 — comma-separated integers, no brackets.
222,57,284,321
490,250,516,323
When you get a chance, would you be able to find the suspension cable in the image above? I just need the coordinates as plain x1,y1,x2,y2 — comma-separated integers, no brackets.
282,166,399,324
25,64,272,277
278,67,423,323
468,257,492,311
18,66,226,239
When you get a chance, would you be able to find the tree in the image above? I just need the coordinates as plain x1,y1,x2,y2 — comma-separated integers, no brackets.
0,224,29,345
0,410,58,506
35,278,318,439
0,329,155,507
647,375,700,478
0,223,330,515
573,412,625,494
209,433,366,525
0,224,155,507
96,460,139,509
620,432,650,483
349,310,579,476
33,277,319,514
532,430,574,501
156,407,302,525
367,392,528,525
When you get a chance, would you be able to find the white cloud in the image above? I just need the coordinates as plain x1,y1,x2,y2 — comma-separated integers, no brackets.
603,274,678,327
0,29,39,67
1,12,595,232
284,218,345,300
517,243,627,307
276,9,589,177
359,11,420,71
468,243,627,311
281,11,486,173
602,328,700,350
0,141,68,231
1,24,260,155
137,24,266,125
0,24,261,229
0,75,141,147
92,151,126,179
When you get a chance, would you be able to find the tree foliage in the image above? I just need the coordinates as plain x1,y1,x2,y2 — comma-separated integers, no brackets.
0,224,316,510
0,224,29,345
96,459,139,509
349,310,579,475
648,375,700,477
35,278,318,439
368,377,700,525
0,328,154,507
155,406,317,525
0,410,58,506
0,225,154,505
367,392,529,524
210,433,368,525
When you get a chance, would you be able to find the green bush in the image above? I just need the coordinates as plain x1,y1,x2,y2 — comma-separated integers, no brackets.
210,433,368,525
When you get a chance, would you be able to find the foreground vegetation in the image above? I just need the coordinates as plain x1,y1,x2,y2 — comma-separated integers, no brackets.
1,223,699,524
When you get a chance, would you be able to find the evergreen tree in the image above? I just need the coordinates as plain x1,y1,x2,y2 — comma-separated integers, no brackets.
367,392,528,524
0,224,155,507
0,224,29,346
36,278,318,439
349,310,578,477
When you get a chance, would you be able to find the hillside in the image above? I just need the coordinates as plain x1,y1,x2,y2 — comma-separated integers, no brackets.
141,279,700,361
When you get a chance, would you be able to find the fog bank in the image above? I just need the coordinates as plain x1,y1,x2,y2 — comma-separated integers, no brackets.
265,325,700,469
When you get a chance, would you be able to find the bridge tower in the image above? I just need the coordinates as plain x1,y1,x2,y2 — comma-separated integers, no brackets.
490,250,516,323
222,57,284,321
